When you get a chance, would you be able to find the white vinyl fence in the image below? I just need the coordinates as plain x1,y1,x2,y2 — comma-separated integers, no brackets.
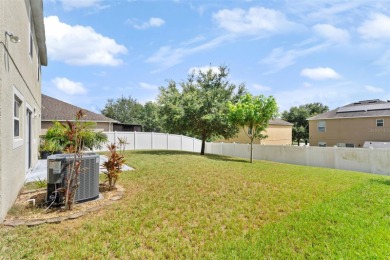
98,132,202,153
97,132,390,176
205,142,390,176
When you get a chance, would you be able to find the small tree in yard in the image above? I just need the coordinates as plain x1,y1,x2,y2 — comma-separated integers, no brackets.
228,93,278,163
103,143,125,190
62,110,86,210
158,65,246,155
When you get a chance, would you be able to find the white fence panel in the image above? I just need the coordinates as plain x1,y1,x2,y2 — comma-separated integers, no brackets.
152,133,168,150
369,148,390,175
257,145,285,163
306,146,335,169
168,134,181,150
233,144,250,159
221,143,236,157
98,132,390,176
335,148,371,173
135,132,152,150
117,132,135,150
182,136,195,152
194,140,202,153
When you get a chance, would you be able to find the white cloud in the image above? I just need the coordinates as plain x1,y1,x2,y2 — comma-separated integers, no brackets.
128,17,165,30
313,24,350,44
139,82,159,90
44,16,127,66
358,13,390,40
260,44,327,73
253,84,271,91
59,0,104,10
213,7,296,35
188,66,220,75
146,35,233,71
52,77,87,95
300,67,341,80
364,85,384,93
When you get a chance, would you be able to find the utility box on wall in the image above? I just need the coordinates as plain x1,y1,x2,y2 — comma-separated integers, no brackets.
47,153,100,203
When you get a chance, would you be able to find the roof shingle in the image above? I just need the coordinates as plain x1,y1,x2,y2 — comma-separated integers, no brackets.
308,99,390,120
42,94,118,123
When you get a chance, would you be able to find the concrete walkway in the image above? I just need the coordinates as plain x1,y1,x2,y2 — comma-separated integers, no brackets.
25,155,133,183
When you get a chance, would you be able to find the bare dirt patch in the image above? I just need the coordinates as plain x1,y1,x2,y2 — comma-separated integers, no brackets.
3,184,125,227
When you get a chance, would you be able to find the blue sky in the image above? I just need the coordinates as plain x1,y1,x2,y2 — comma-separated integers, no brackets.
42,0,390,114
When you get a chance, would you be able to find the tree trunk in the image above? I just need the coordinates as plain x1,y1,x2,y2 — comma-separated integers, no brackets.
200,136,206,155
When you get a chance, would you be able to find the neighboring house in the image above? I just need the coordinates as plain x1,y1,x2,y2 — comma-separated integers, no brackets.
0,1,47,221
216,119,293,145
113,123,142,132
308,99,390,147
41,94,118,134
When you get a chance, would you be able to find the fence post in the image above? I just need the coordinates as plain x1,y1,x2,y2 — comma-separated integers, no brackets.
151,132,154,150
167,133,169,150
193,137,195,152
134,131,136,150
114,131,117,145
181,135,183,151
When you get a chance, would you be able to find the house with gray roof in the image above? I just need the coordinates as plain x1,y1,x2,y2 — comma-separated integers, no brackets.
41,94,118,134
308,99,390,147
41,94,143,133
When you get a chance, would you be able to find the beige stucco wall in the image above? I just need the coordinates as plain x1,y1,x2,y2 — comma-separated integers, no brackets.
309,116,390,147
215,125,292,145
0,0,43,221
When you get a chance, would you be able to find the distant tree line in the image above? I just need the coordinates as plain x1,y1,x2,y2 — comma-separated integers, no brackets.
101,65,328,155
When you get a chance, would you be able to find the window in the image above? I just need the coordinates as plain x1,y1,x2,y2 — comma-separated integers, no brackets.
318,121,326,132
248,128,253,135
376,119,384,127
13,87,24,149
318,142,327,147
346,143,355,148
14,97,21,137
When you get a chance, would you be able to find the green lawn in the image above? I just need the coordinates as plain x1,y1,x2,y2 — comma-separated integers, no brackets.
1,151,389,259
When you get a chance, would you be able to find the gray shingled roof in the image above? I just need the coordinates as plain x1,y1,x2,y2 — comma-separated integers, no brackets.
269,118,293,126
308,99,390,120
42,94,118,122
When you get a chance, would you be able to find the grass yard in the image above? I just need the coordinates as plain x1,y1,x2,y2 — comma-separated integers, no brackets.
1,150,389,258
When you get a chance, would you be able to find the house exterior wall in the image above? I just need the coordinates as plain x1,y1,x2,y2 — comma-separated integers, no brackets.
309,116,390,147
0,0,44,221
215,125,292,145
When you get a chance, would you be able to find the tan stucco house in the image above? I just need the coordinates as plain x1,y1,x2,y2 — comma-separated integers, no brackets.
41,94,118,134
216,119,293,145
0,0,47,221
308,99,390,147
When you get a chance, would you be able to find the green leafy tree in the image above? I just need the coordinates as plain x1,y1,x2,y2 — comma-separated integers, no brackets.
101,96,143,124
228,93,278,163
282,102,329,145
158,66,246,155
141,101,164,132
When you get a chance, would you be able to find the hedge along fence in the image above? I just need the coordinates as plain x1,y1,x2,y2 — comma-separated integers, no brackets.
97,132,390,176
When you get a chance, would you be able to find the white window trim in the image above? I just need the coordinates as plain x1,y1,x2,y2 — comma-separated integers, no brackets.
376,119,384,127
318,121,326,133
13,86,24,149
28,4,33,61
